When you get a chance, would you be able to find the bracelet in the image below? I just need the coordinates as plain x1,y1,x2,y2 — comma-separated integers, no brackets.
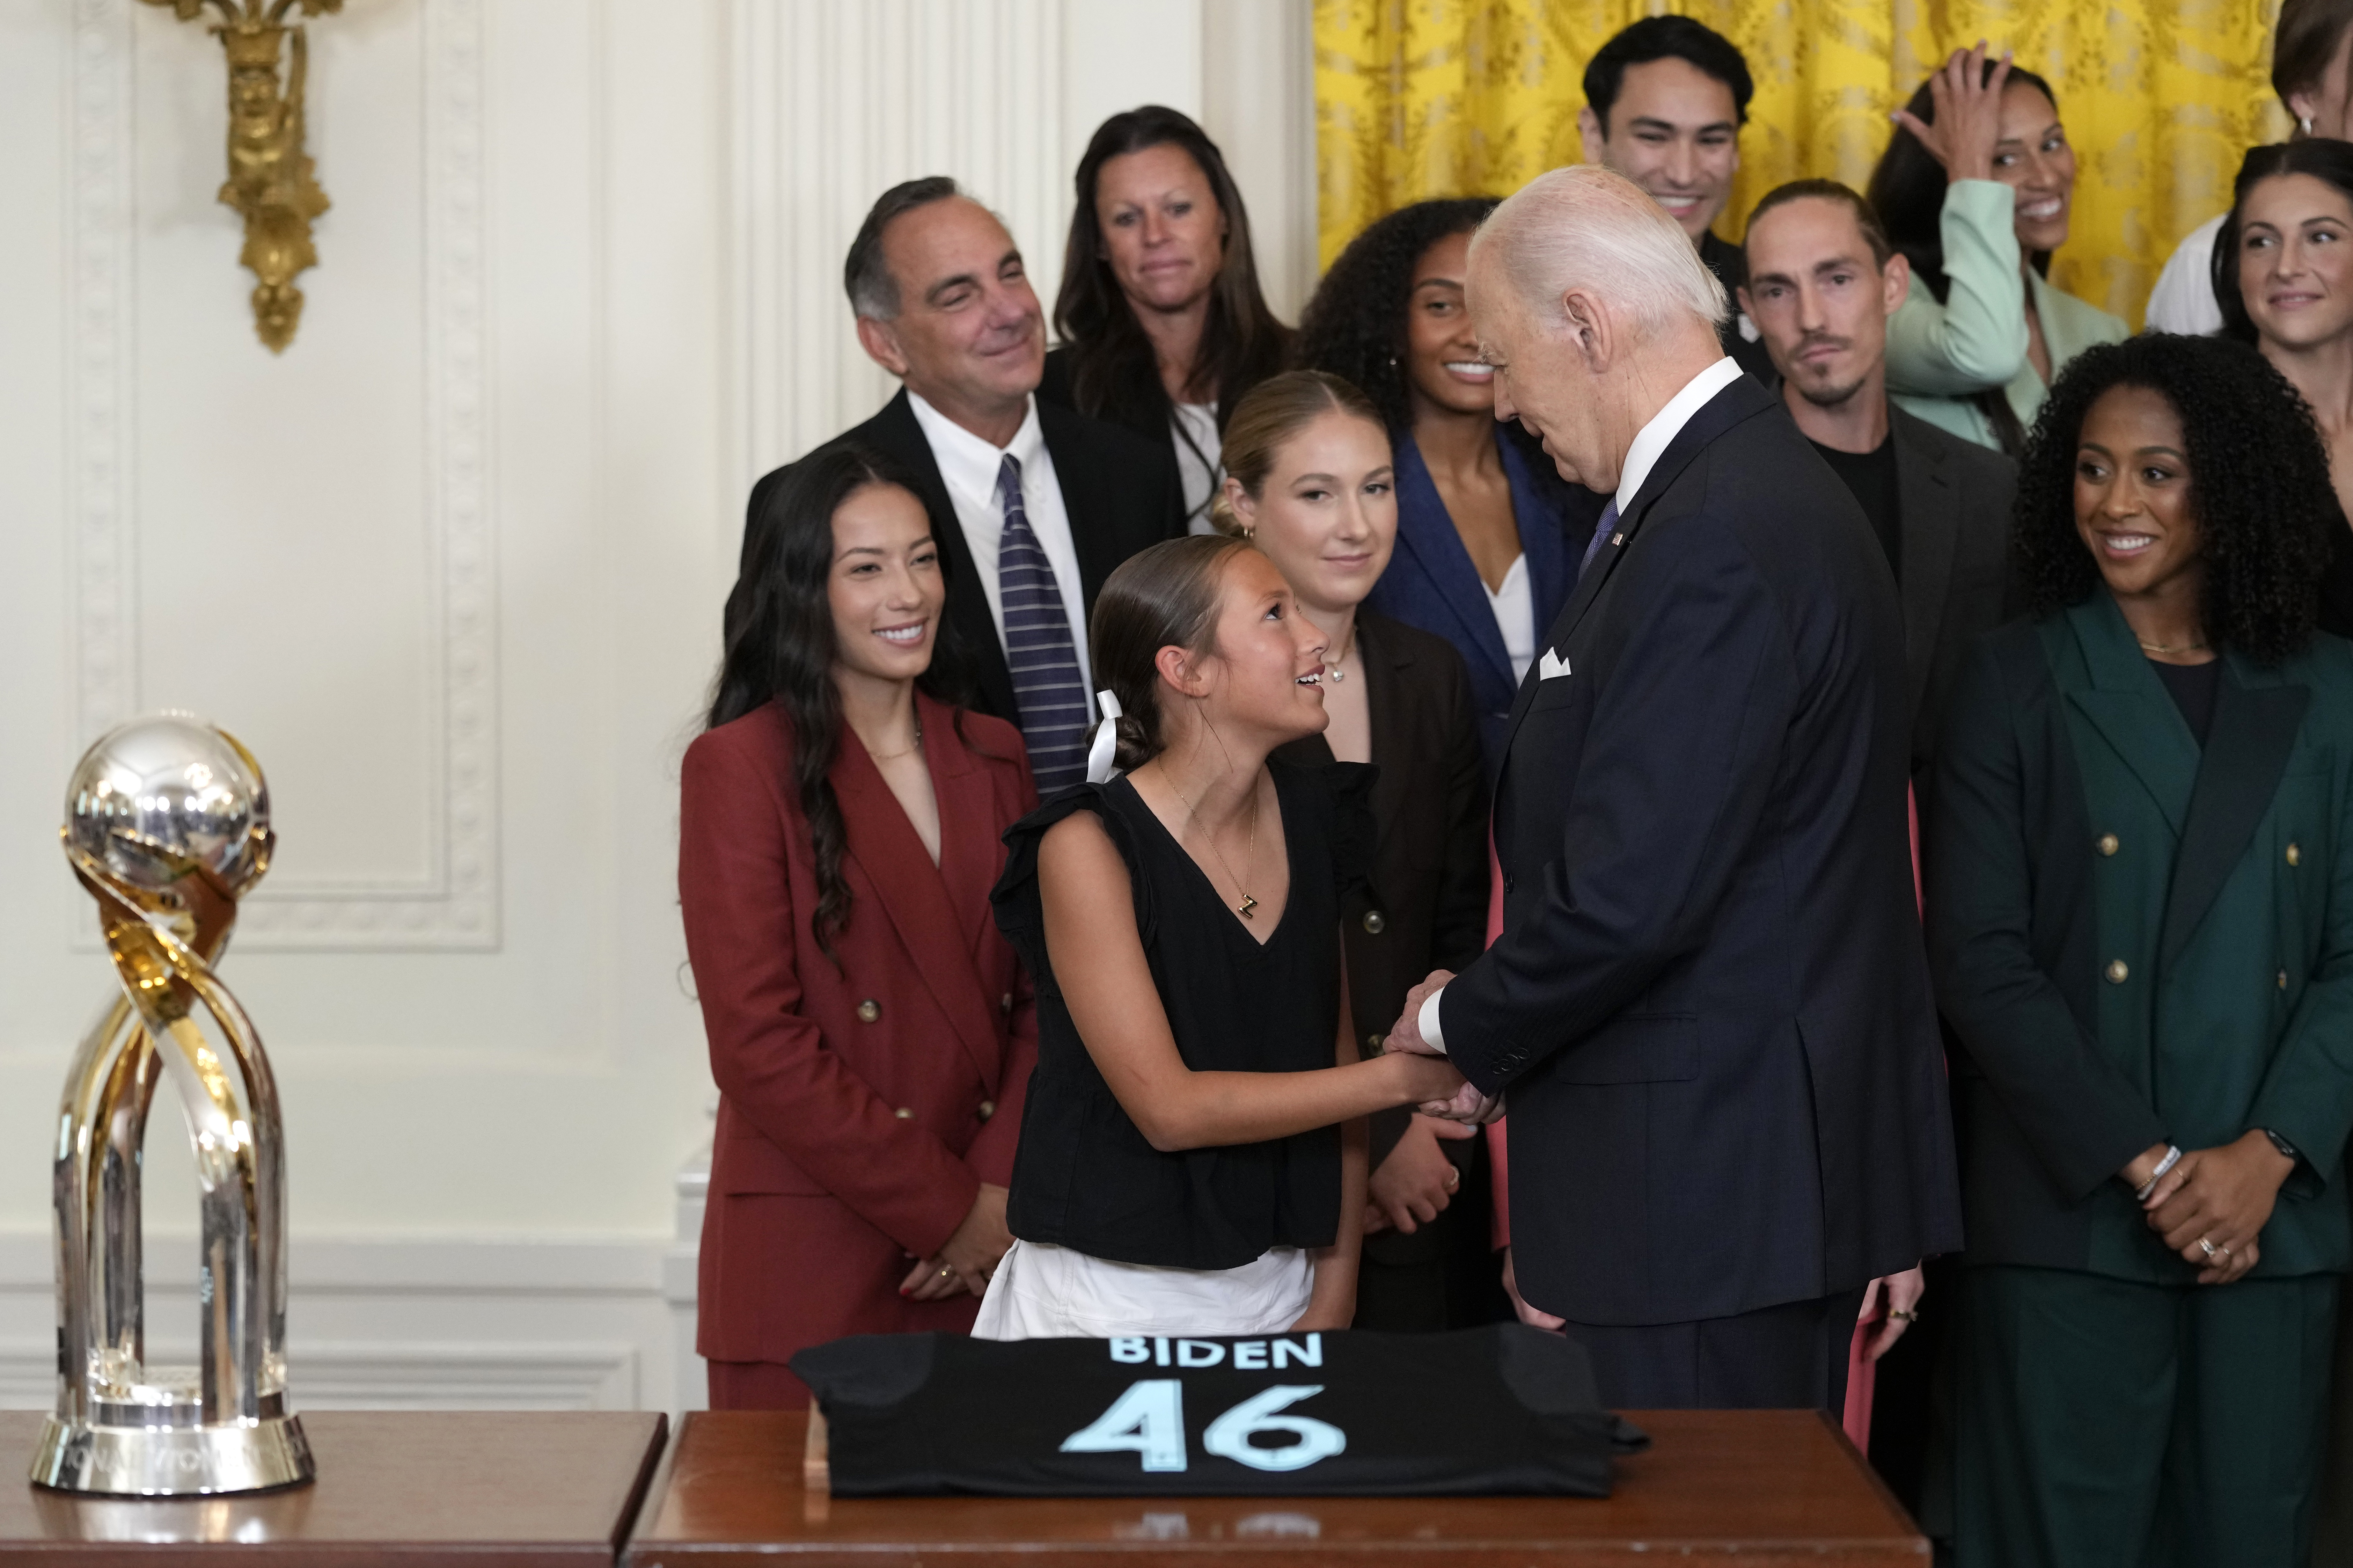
2134,1144,2183,1202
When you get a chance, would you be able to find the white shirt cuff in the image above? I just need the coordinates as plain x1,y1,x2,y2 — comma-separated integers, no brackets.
1417,986,1448,1055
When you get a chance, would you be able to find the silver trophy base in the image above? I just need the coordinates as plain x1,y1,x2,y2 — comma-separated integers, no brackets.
29,1413,314,1497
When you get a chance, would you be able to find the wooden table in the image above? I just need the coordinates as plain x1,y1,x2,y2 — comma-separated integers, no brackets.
626,1409,1927,1567
0,1410,667,1566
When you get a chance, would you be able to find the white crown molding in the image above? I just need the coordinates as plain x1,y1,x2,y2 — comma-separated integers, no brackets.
70,0,500,951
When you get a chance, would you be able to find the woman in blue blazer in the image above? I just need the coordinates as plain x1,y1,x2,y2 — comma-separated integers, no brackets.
1295,199,1607,777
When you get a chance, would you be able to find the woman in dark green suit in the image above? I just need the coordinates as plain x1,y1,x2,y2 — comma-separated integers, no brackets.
1931,333,2353,1568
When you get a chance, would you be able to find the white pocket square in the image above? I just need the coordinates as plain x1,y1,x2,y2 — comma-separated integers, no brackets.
1539,647,1572,681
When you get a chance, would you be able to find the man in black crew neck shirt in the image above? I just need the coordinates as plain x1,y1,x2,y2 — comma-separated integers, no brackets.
1740,179,2015,805
1740,178,2017,1513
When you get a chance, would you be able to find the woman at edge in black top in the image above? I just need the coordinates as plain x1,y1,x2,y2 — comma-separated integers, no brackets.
975,535,1469,1338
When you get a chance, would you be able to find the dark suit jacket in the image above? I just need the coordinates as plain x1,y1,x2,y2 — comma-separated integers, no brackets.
1365,427,1603,778
733,389,1185,722
1887,404,2017,815
1930,602,2353,1280
680,694,1040,1375
1274,612,1490,1263
1442,374,1963,1326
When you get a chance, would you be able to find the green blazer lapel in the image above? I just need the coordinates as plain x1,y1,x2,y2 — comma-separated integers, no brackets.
2052,598,2200,835
2159,658,2310,968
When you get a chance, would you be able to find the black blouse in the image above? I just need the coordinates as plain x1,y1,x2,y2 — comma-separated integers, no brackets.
990,761,1374,1271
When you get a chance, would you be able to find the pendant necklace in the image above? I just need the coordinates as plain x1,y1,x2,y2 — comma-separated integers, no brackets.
1173,772,1260,919
1322,620,1356,684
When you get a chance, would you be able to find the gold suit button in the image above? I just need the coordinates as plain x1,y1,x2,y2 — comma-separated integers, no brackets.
1001,991,1014,1013
977,1100,996,1122
2288,842,2303,867
2280,970,2291,990
2106,960,2130,984
1362,909,1387,935
856,999,881,1024
2097,834,2119,857
893,1107,913,1120
1366,1033,1386,1054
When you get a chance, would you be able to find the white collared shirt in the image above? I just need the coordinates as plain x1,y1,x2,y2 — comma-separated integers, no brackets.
906,391,1094,704
1415,353,1744,1057
1612,354,1743,517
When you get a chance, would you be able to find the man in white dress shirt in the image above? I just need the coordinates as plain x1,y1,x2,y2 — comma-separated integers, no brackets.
1384,165,1960,1413
732,177,1183,786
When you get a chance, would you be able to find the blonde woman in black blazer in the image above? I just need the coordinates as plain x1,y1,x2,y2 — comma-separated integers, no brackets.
1221,371,1499,1329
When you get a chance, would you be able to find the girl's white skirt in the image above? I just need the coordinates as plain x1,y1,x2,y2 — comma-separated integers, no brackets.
972,1240,1314,1340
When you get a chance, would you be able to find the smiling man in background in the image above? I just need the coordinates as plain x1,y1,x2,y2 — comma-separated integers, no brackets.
1577,16,1771,376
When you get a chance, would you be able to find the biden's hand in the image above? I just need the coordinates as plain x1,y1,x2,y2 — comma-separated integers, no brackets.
1385,968,1456,1056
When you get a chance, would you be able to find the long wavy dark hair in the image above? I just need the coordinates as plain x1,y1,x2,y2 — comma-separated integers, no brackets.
2013,334,2334,665
2213,139,2353,345
1053,106,1291,437
1866,60,2060,456
707,443,977,954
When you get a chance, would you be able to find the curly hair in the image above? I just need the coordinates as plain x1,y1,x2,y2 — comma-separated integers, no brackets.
1292,198,1500,434
2013,334,2335,665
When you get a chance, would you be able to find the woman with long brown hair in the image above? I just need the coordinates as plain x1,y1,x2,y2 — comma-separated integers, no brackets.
680,444,1038,1407
1041,106,1292,534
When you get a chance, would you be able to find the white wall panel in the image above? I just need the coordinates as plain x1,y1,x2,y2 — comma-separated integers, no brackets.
0,0,1311,1411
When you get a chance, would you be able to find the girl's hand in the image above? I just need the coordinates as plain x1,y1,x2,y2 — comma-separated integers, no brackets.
1366,1114,1477,1234
1862,1265,1926,1361
1891,42,2012,183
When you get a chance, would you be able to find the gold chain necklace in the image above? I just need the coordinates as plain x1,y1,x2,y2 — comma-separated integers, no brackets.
2137,638,2210,655
1172,771,1261,919
865,714,924,762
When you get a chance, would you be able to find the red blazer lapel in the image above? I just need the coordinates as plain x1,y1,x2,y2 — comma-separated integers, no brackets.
923,696,1005,960
833,707,1001,1086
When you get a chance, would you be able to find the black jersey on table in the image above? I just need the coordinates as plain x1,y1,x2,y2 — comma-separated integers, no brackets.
990,761,1375,1271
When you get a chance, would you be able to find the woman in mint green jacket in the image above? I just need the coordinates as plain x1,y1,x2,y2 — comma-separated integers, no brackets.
1930,334,2352,1566
1866,46,2126,455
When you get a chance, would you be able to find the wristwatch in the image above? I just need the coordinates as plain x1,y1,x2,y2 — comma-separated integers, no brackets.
2264,1128,2302,1165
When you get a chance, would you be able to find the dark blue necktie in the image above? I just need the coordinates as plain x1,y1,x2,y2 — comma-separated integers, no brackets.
996,454,1089,790
1580,500,1621,576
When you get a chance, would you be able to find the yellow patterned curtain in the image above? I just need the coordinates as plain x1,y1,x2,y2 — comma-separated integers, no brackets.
1316,0,2288,326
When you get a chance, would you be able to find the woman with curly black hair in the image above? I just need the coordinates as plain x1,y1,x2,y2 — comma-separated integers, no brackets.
1929,333,2353,1566
1293,199,1606,775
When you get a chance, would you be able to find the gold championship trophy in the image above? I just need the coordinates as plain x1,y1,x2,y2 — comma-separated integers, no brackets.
29,716,313,1496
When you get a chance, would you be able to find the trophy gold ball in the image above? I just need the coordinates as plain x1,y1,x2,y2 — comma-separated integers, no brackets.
32,713,313,1496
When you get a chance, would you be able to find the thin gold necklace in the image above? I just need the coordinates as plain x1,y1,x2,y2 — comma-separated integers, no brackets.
1171,770,1261,919
865,714,924,762
2138,638,2210,655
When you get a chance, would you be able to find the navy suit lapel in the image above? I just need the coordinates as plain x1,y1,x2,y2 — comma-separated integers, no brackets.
1390,433,1516,696
1494,377,1774,780
2159,660,2309,968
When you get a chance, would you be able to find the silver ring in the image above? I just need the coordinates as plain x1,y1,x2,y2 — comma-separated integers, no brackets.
2199,1238,2217,1259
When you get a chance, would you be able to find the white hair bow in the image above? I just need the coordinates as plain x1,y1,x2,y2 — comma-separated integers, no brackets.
1084,690,1123,785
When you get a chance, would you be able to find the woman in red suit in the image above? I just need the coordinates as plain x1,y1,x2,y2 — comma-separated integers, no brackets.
679,443,1038,1409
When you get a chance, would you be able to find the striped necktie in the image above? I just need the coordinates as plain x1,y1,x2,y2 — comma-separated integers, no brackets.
1579,500,1620,576
995,454,1089,790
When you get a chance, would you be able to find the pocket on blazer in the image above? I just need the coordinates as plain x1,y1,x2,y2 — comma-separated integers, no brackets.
1551,1014,1699,1085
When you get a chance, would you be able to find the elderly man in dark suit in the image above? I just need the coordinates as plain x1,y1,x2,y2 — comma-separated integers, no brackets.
1385,164,1962,1413
1738,175,2014,1499
731,178,1184,790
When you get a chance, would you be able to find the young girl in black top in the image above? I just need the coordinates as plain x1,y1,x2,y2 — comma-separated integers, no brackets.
976,535,1469,1337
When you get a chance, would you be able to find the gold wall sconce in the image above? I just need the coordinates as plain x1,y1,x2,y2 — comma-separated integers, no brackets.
143,0,343,353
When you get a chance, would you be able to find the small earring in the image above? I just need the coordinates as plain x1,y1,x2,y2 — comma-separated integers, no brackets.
2305,114,2317,135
